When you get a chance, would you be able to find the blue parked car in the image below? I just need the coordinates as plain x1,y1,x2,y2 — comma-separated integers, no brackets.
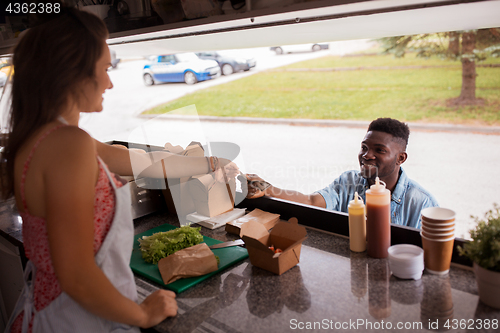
195,51,256,75
143,53,220,85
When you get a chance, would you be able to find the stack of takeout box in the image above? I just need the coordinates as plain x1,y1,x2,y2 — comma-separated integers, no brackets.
188,173,236,218
161,142,235,219
161,141,204,217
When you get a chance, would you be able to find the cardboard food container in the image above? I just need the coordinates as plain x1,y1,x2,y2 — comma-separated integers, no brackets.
188,173,236,218
162,141,238,219
161,141,204,217
225,208,280,236
240,217,307,275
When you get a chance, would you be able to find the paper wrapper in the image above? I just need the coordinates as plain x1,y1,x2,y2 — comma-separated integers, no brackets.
158,243,218,284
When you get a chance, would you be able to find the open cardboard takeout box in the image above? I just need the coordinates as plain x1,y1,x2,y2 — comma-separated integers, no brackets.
240,217,307,275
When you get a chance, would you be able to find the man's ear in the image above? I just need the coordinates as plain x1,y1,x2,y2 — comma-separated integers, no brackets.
397,152,407,165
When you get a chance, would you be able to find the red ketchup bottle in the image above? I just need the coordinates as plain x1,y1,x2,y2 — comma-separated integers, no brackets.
365,177,391,258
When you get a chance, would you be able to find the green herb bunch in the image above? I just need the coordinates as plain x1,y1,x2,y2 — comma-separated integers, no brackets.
458,204,500,272
139,226,204,264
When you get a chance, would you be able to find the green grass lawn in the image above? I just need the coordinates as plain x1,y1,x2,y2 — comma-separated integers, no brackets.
144,53,500,125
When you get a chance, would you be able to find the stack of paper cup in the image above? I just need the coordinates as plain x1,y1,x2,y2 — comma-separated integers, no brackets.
420,207,456,275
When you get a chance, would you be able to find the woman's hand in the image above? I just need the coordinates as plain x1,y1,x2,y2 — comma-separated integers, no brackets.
218,158,239,180
246,174,272,199
139,290,178,328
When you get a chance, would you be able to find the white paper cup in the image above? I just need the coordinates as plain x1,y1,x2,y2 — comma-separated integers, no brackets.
422,224,455,234
421,207,456,224
421,229,455,240
422,219,455,229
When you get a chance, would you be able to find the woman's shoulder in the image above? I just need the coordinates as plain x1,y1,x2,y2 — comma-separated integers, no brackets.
44,125,94,149
37,125,96,163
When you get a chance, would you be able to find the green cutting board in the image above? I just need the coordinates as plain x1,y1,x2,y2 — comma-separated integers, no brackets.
130,224,248,293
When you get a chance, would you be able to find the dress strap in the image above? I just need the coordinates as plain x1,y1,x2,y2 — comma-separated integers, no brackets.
20,124,66,213
96,156,119,191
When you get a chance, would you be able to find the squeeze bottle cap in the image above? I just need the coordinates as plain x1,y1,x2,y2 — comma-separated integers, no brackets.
369,177,387,193
349,192,365,208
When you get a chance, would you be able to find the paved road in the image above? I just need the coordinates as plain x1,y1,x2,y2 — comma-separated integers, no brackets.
78,41,499,239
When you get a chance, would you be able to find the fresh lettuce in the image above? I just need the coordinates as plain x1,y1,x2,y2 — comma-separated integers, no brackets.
139,226,204,264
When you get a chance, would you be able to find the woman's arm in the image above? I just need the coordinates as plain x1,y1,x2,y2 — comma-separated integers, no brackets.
94,140,238,179
94,140,209,178
44,128,176,328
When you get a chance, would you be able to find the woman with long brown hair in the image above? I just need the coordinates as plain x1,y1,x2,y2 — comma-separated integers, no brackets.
1,5,237,333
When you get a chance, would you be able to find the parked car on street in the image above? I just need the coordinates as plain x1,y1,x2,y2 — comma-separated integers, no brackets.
110,50,120,69
270,43,329,55
195,51,256,75
143,53,220,85
0,57,12,87
0,72,7,87
0,57,13,77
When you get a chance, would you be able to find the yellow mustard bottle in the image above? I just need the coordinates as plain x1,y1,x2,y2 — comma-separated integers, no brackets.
348,192,366,252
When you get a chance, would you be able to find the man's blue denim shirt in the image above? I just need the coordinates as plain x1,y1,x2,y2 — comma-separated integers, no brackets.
315,168,438,229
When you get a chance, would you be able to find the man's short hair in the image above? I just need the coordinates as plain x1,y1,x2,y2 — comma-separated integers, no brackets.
367,118,410,149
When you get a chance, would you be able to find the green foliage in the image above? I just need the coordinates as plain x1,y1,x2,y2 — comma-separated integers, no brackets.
138,226,204,264
377,35,416,58
484,45,500,58
377,28,500,62
458,204,500,272
378,33,453,59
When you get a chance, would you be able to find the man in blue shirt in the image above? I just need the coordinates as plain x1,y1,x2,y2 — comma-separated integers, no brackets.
247,118,438,228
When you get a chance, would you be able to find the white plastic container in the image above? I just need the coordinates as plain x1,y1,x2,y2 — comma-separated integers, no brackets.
388,244,424,280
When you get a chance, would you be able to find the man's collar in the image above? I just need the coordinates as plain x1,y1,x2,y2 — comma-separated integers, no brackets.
391,167,407,205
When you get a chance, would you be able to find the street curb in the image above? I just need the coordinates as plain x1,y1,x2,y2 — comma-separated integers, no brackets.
269,63,500,72
137,114,500,135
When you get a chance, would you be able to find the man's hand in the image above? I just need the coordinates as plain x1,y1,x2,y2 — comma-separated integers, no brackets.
246,174,272,199
219,158,239,179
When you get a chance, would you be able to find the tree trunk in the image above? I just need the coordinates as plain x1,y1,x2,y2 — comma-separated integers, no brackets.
459,31,477,101
448,31,460,58
448,31,483,106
